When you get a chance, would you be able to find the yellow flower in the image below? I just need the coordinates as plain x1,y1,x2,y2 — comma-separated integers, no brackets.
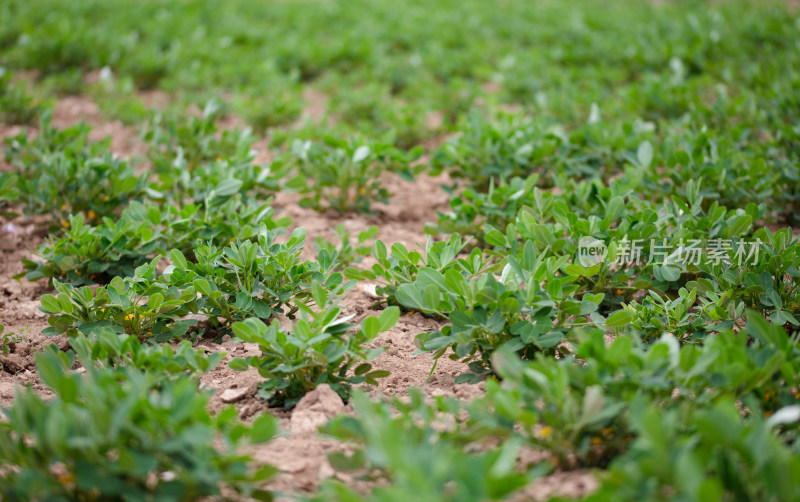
358,187,366,195
125,314,134,321
601,427,613,436
537,425,553,439
765,410,774,418
57,472,74,485
616,289,624,295
61,220,70,228
591,437,603,446
60,204,67,211
88,210,97,219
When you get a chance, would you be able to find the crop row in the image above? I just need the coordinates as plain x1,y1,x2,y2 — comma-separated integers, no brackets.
1,0,799,499
0,103,797,499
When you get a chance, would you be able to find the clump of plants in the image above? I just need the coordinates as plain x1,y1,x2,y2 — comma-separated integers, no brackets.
0,337,278,501
4,111,147,224
230,285,399,407
286,136,422,214
0,68,41,124
18,199,289,285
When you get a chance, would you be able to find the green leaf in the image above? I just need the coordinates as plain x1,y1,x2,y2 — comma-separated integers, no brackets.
193,278,213,296
660,264,681,282
352,145,371,163
252,466,278,484
417,267,447,291
58,256,76,272
232,318,261,341
485,229,506,247
423,284,440,310
148,293,164,311
605,310,633,327
344,267,376,281
605,196,625,220
363,316,380,338
40,294,62,314
229,358,249,371
724,214,753,238
169,249,189,270
395,284,425,311
250,414,278,443
454,373,477,384
637,141,653,168
379,306,400,331
213,179,244,198
354,363,372,376
57,294,74,314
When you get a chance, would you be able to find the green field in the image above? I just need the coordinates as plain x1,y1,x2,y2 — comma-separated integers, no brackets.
1,0,800,500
